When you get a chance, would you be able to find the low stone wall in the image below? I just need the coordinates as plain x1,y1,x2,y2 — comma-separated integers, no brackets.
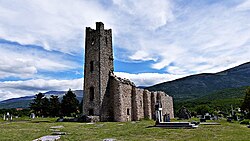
86,116,100,122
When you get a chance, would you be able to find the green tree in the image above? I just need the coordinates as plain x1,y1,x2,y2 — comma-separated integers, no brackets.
30,93,45,116
241,87,250,113
79,99,83,114
195,105,212,115
61,89,79,116
49,95,61,117
41,96,50,117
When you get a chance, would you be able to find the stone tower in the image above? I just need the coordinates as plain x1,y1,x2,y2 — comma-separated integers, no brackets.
83,22,113,119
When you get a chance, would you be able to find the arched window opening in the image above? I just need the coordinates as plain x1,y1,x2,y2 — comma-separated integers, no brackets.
89,109,94,116
127,108,130,115
89,87,94,101
90,61,94,73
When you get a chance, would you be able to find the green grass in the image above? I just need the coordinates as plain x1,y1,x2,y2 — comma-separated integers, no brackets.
0,118,250,141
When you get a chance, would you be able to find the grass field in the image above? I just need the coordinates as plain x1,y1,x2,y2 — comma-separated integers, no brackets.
0,118,250,141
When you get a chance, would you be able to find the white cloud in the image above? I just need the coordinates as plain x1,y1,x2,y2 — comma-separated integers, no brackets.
236,0,250,11
110,0,174,55
114,72,185,87
0,0,113,54
0,78,82,101
0,43,79,79
112,0,173,30
114,1,250,75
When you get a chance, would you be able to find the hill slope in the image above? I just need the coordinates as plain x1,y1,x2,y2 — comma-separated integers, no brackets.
147,62,250,101
175,86,248,112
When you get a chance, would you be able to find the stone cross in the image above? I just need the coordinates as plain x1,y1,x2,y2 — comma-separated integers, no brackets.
155,101,163,123
6,112,10,121
30,113,35,119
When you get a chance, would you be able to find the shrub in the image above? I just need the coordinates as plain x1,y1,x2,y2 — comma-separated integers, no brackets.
240,120,249,125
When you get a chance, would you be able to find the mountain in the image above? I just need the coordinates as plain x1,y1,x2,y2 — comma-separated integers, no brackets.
0,90,83,109
175,86,248,112
146,62,250,102
43,90,83,101
196,86,247,102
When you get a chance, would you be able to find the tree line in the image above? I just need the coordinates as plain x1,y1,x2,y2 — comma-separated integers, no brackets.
30,89,81,117
241,87,250,118
175,86,250,119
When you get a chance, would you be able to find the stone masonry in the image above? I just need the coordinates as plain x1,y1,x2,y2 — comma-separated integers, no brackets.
83,22,174,122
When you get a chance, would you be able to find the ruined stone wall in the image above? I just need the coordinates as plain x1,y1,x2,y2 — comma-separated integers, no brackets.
110,75,123,121
119,82,133,121
157,91,174,119
110,74,135,122
157,91,165,114
165,95,174,118
103,73,174,121
132,88,144,121
151,91,157,120
143,90,152,119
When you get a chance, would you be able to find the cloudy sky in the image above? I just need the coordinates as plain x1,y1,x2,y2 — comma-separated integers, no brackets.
0,0,250,101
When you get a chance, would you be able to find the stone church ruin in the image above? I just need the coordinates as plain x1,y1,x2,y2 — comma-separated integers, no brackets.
83,22,174,122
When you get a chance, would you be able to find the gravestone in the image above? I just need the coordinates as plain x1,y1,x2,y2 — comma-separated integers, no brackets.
227,117,233,122
204,113,211,120
103,139,116,141
213,115,218,120
30,113,35,119
196,115,202,119
200,118,206,122
33,135,60,141
191,121,200,125
163,114,170,122
51,132,66,135
50,126,64,129
178,107,191,119
6,112,10,121
56,117,64,122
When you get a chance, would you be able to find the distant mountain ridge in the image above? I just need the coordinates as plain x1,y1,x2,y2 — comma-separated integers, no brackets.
146,62,250,101
0,90,83,109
